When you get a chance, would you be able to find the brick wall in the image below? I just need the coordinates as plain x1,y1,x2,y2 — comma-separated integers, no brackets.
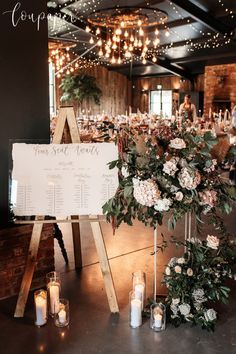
0,224,54,300
204,63,236,115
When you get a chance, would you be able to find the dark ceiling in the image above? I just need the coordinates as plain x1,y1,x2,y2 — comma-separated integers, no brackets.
47,0,236,80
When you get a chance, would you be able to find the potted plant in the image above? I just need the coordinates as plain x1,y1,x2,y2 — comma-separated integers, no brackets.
60,73,102,116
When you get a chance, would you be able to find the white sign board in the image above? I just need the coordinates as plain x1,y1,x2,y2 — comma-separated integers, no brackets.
11,143,118,216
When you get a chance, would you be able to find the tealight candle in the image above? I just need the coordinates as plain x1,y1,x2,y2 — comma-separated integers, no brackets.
54,299,69,327
150,303,166,332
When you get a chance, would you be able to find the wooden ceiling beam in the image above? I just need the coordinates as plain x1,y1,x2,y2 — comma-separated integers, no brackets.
170,0,234,35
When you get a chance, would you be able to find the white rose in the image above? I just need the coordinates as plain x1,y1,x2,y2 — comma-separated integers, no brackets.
204,308,217,322
192,289,207,303
179,303,191,316
174,265,182,274
175,191,183,201
169,138,186,149
172,298,180,305
177,257,185,264
168,257,177,267
206,235,219,250
187,268,193,276
165,266,171,275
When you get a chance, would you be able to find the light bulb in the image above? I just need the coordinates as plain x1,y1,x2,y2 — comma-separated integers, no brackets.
112,43,117,50
138,40,142,47
121,21,125,28
145,38,150,45
66,70,70,75
111,56,116,64
97,39,102,46
89,37,94,44
154,37,160,46
117,57,122,64
138,19,142,26
152,56,157,63
130,35,134,42
98,49,103,56
124,30,129,38
129,45,134,51
115,28,122,35
112,35,117,42
142,58,147,64
139,28,144,36
105,52,110,58
155,29,159,36
85,26,91,32
96,28,101,35
165,30,170,37
124,42,128,50
107,39,112,46
125,51,131,58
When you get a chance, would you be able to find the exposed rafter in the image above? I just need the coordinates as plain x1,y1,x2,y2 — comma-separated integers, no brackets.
170,0,234,35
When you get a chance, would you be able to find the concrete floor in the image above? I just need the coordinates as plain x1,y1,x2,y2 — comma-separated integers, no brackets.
0,213,236,354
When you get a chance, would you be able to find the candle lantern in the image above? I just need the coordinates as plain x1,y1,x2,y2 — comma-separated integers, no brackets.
129,291,142,329
132,270,146,310
54,299,69,327
46,271,61,317
150,303,166,332
34,289,47,327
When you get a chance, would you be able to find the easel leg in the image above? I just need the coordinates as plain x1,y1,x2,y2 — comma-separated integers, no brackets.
71,216,82,269
14,222,44,317
90,221,119,313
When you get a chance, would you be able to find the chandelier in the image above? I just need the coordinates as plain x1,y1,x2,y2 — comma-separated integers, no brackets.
87,6,168,65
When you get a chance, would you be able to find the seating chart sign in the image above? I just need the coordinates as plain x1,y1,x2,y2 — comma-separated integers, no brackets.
11,143,118,216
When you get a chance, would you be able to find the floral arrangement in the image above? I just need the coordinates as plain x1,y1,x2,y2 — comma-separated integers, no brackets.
103,122,236,232
164,234,236,331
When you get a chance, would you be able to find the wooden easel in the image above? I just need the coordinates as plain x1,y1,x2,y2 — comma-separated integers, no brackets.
14,106,119,317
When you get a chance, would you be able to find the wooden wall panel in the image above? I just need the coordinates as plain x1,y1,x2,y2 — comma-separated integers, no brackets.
132,75,204,113
56,66,132,116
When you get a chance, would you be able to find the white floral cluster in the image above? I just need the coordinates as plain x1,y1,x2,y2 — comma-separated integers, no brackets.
178,167,201,190
154,198,172,212
203,159,217,173
206,235,219,250
163,157,179,176
133,178,161,207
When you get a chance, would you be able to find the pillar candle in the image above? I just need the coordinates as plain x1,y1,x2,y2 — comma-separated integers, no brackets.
49,284,60,314
130,298,142,328
35,295,47,326
134,283,145,310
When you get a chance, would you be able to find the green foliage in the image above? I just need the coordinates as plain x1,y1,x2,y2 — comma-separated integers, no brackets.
60,73,102,105
102,123,236,234
163,235,236,331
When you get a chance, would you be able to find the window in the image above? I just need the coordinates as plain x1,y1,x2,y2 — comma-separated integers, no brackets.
150,90,172,118
49,63,56,116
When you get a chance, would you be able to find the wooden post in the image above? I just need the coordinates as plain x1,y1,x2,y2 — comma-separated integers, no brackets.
90,221,119,313
14,216,44,317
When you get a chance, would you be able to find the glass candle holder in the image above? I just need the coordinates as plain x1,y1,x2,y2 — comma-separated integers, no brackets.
54,299,69,327
150,303,166,332
132,270,146,310
34,289,47,327
129,291,142,329
46,271,61,317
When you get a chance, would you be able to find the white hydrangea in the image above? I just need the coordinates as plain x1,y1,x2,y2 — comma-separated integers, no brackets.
177,257,185,264
163,157,179,176
133,178,161,207
121,167,129,178
154,198,172,212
